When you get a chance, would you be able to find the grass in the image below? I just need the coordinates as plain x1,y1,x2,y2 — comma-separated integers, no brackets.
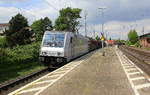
0,62,44,83
143,47,150,51
135,46,150,51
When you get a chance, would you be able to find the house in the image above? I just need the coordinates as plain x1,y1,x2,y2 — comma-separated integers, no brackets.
106,40,115,46
139,33,150,48
0,23,9,35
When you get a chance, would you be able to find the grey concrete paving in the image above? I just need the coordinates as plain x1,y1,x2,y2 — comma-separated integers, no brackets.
39,47,135,95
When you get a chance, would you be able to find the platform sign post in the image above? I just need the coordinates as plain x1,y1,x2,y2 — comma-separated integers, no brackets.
102,40,104,48
101,36,104,48
101,35,105,56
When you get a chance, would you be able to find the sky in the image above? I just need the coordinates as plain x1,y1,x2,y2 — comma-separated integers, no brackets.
0,0,150,40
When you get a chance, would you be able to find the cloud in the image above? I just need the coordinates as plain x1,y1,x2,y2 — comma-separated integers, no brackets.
0,0,28,3
24,7,58,23
85,19,150,40
0,0,150,40
1,0,150,23
0,7,19,22
0,0,59,24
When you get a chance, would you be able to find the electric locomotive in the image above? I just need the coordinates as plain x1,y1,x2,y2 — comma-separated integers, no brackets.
39,31,89,67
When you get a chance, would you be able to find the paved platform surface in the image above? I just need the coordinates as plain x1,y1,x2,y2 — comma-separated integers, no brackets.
9,47,150,95
39,47,134,95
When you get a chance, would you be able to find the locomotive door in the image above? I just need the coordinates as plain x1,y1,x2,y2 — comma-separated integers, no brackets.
70,37,73,59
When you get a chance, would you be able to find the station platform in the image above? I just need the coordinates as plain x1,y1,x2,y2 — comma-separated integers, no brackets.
9,47,150,95
38,47,134,95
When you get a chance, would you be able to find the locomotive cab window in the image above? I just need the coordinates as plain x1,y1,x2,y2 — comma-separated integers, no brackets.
43,33,65,47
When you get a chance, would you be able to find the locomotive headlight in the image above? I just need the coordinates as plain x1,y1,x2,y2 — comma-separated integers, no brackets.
57,52,64,56
41,51,47,56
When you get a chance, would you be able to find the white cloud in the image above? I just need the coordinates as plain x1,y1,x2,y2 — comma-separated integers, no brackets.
0,0,28,3
0,5,58,24
0,7,19,22
86,19,150,40
0,0,150,40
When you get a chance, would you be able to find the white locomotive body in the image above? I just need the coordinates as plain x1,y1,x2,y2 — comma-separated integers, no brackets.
39,31,89,67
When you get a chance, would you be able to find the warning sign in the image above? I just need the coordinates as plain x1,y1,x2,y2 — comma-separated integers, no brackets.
100,36,105,41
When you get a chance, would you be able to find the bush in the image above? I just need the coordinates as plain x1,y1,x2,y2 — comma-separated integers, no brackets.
0,37,7,48
0,42,41,64
135,41,141,47
0,42,44,83
125,41,132,46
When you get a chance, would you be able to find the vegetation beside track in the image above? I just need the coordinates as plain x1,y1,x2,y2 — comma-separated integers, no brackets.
142,47,150,50
0,41,44,83
0,36,7,48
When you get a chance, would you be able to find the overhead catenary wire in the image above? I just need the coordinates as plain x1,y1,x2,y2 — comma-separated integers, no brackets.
45,0,72,11
45,0,59,11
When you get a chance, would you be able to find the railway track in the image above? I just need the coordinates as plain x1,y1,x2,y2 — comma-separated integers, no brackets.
124,47,150,62
119,46,150,62
0,67,58,95
119,45,150,77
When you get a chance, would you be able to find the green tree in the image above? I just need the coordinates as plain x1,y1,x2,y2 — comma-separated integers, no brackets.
6,13,32,47
31,17,53,41
128,29,139,45
42,17,53,31
109,37,111,40
31,19,43,32
55,7,82,32
31,19,43,41
96,35,99,40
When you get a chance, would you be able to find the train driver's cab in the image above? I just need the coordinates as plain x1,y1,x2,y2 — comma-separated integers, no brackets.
40,32,65,58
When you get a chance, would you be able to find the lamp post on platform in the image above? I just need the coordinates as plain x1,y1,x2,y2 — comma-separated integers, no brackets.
98,7,107,56
84,10,88,37
98,7,107,49
98,7,106,33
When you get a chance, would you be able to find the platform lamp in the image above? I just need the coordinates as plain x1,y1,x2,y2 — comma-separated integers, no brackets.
98,7,107,56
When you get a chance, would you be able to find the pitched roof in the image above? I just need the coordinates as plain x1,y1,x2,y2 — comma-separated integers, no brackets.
107,40,115,44
139,33,150,38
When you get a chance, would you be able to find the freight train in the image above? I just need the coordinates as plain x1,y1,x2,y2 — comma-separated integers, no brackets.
39,31,101,67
